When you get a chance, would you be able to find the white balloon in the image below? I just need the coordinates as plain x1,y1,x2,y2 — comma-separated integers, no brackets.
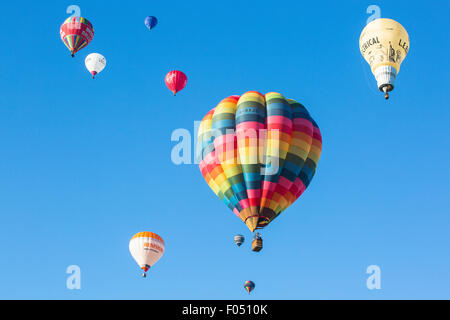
85,53,106,78
129,232,165,277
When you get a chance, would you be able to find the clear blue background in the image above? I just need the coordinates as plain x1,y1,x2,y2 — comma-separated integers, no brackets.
0,0,448,299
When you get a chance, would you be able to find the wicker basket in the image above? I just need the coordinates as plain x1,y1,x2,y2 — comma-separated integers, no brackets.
252,238,263,252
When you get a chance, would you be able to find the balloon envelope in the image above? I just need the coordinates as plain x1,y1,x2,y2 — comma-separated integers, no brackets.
144,16,158,30
129,232,165,275
165,70,187,95
85,53,106,78
244,281,255,294
60,16,94,57
360,18,409,74
197,92,322,232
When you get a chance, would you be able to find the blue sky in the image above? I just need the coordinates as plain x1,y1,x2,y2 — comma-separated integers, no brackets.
0,0,449,299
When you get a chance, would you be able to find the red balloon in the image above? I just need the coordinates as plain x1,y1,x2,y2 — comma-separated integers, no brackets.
165,70,187,95
60,17,94,57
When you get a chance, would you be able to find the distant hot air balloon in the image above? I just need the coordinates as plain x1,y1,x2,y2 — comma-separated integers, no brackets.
85,53,106,78
360,18,410,99
234,235,245,247
60,16,94,57
144,16,158,31
165,70,187,96
129,231,165,278
244,281,255,294
197,92,322,251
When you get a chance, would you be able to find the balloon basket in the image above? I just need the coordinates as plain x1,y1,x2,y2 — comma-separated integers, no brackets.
252,238,263,252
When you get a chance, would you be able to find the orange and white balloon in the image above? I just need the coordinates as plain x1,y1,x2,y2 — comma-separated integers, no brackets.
129,231,165,277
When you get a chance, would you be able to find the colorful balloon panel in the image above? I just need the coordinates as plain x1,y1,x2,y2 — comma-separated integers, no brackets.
236,92,266,227
211,96,258,230
270,100,314,215
258,92,293,225
198,91,322,232
197,105,243,217
60,16,94,56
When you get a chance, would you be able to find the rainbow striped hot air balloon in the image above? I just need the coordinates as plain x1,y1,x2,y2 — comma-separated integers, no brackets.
197,92,322,249
60,16,94,57
244,281,255,294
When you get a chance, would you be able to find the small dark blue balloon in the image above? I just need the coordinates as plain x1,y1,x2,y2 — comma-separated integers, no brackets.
144,16,158,30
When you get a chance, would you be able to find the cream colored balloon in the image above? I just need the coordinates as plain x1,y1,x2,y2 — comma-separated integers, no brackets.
85,53,106,78
129,232,165,277
359,18,409,99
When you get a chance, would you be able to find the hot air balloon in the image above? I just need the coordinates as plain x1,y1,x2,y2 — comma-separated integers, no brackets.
129,231,165,278
85,53,106,78
60,16,94,57
144,16,158,31
165,70,187,95
244,281,255,294
360,18,410,99
197,92,322,251
234,234,245,247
